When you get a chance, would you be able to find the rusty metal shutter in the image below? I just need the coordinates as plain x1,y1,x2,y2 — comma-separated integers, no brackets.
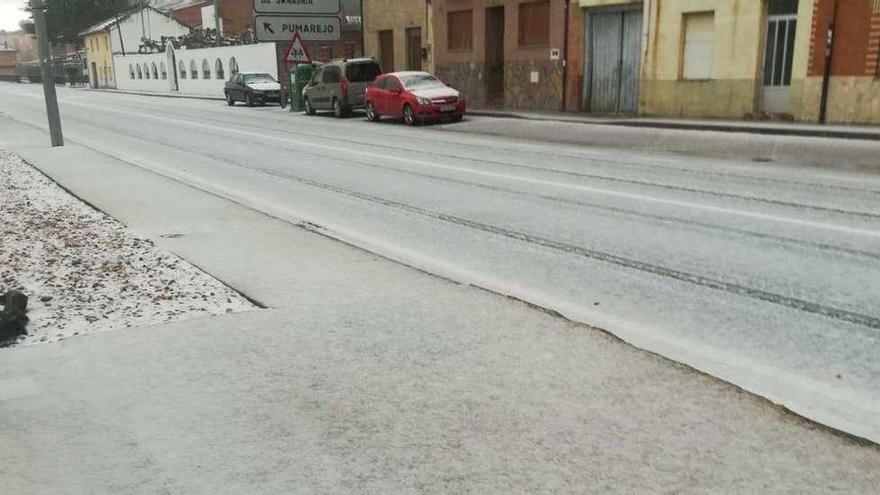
589,11,623,112
587,9,642,113
619,10,642,113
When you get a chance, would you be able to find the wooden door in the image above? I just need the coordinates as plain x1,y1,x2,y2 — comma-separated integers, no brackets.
485,6,505,104
406,27,422,71
378,30,395,73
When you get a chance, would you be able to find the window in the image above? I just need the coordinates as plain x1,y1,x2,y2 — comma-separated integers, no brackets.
151,62,158,80
229,57,239,75
215,59,224,79
160,62,167,80
519,1,550,46
190,60,198,79
129,64,135,79
322,66,341,83
311,67,323,84
202,59,211,79
136,65,142,79
682,12,714,80
144,63,150,79
179,60,186,79
447,10,473,51
768,0,798,15
346,61,382,83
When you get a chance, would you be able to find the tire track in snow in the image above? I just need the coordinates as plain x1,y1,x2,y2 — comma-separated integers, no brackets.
113,98,880,198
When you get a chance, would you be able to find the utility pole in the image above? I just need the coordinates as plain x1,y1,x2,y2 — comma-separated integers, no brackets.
214,0,222,46
29,0,63,146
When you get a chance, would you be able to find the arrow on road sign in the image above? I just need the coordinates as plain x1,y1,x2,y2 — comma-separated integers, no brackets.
263,22,274,34
284,32,312,65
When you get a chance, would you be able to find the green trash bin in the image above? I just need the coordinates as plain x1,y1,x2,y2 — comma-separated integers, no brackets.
289,63,317,112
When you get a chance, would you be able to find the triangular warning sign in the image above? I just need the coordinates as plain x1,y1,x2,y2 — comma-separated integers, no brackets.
285,32,312,64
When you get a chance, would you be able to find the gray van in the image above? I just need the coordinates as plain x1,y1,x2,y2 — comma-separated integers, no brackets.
302,58,383,117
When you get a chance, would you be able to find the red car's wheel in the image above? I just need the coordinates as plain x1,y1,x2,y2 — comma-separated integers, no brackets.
366,101,380,122
403,104,418,126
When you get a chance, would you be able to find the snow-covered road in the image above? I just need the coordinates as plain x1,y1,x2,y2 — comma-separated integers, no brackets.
2,83,879,442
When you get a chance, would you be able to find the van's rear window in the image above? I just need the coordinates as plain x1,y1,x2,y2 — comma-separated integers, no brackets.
346,62,382,83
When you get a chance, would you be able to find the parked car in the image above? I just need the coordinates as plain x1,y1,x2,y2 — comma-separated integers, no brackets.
224,72,282,106
364,72,465,126
302,58,383,117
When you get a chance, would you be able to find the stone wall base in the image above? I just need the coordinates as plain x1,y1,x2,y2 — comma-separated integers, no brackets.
436,60,563,111
793,76,880,124
639,79,759,119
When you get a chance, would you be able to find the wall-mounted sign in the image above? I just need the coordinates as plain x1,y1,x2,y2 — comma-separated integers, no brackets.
253,15,341,42
253,0,341,15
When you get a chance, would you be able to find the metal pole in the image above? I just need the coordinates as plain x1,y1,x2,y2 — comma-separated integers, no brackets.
561,0,570,112
819,0,838,124
30,0,63,146
115,11,126,56
214,0,222,46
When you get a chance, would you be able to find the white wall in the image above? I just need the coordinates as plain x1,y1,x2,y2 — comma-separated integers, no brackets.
176,44,277,97
114,43,278,98
113,51,176,92
109,9,190,55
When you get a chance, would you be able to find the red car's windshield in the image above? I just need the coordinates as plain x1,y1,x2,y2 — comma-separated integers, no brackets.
400,74,445,90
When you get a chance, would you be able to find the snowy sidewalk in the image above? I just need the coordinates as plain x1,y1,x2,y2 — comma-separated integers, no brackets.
1,117,879,492
468,109,880,141
0,150,254,345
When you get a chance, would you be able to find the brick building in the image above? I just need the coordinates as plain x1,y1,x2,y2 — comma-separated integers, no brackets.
0,30,36,62
432,0,569,110
171,0,254,35
0,42,18,79
794,0,880,123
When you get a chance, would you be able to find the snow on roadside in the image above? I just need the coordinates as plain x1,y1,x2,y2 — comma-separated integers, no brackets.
0,149,256,346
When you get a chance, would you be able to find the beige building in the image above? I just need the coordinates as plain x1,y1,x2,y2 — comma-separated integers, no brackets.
363,0,434,73
639,0,814,119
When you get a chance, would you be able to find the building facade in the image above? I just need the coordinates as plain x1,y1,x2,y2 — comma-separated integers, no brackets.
0,30,37,62
80,7,191,89
432,0,569,110
794,0,880,123
363,0,434,73
0,43,18,79
170,0,253,35
636,0,809,118
82,30,114,88
632,0,880,123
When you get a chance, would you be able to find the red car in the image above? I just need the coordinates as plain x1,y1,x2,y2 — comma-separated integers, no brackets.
364,71,465,126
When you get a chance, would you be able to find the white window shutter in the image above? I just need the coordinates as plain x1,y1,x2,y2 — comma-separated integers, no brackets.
683,12,714,80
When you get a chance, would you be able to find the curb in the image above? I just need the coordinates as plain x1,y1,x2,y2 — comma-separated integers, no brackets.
84,89,880,142
468,110,880,142
83,88,225,101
